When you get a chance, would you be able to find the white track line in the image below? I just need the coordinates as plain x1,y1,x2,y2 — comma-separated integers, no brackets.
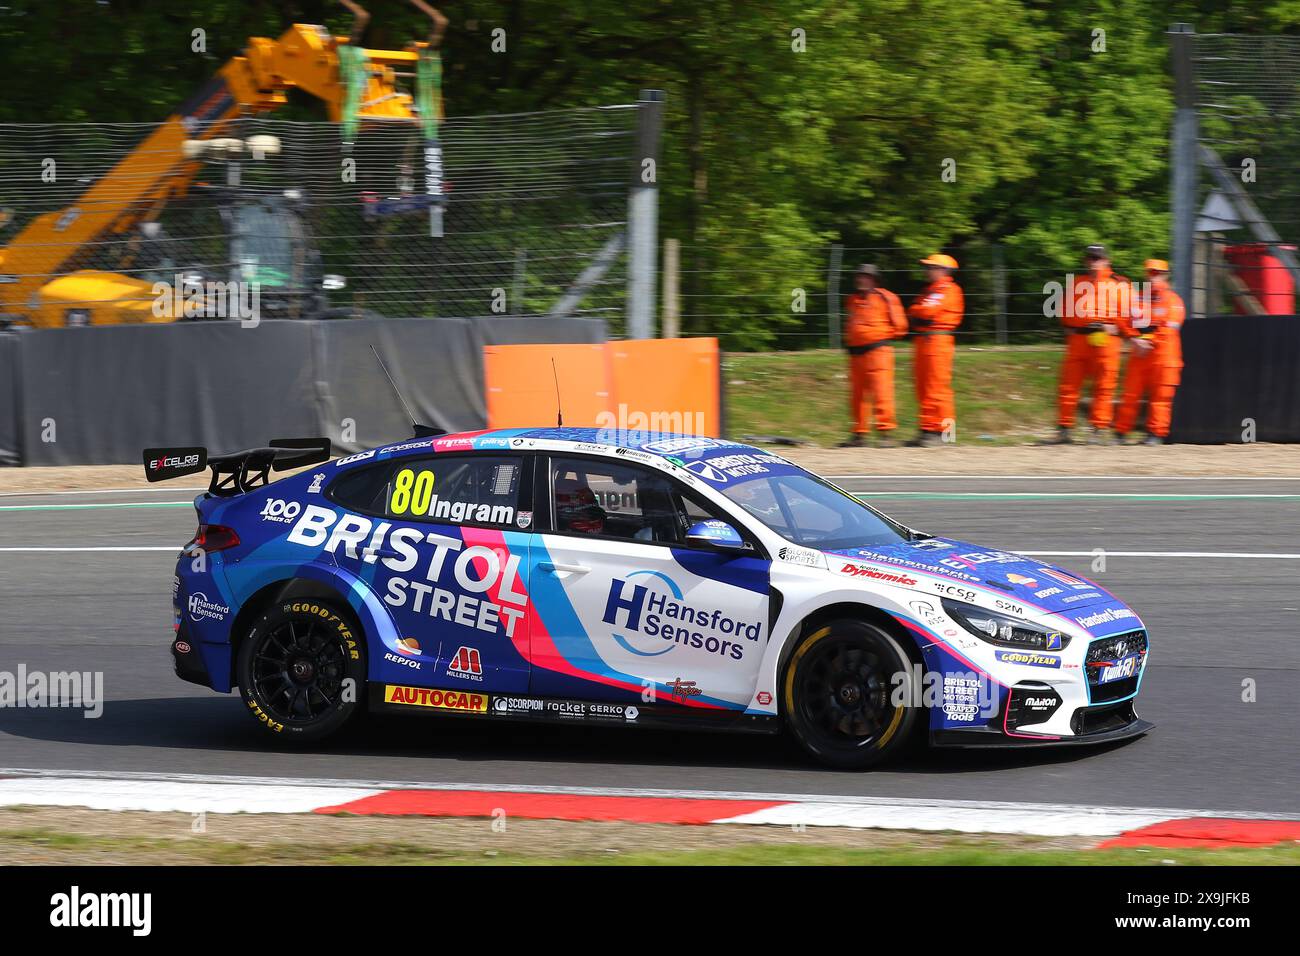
0,487,205,498
0,547,179,552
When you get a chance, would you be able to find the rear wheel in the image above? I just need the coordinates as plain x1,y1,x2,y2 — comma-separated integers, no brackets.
236,599,365,743
783,618,919,769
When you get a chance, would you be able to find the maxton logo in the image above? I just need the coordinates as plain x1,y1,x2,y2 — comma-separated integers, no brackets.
447,645,483,680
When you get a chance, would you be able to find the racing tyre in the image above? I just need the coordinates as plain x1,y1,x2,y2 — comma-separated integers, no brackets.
236,599,366,743
783,618,920,770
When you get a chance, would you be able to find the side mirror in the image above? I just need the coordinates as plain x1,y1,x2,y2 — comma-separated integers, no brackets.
685,520,746,551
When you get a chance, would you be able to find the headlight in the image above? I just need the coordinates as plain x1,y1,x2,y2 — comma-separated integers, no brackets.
941,598,1071,651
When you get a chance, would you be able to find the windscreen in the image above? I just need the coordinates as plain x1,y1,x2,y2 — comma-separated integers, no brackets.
720,473,908,550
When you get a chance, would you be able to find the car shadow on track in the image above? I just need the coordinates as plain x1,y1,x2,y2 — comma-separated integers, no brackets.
0,694,1142,779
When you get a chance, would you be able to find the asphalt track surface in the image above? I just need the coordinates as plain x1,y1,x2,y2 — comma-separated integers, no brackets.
1,475,1298,815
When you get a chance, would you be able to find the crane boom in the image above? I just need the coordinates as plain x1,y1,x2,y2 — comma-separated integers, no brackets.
0,21,429,323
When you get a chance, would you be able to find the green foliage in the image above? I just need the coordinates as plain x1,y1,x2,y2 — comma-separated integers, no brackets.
0,1,1289,345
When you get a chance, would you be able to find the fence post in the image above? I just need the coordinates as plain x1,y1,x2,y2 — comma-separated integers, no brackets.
512,248,527,315
992,243,1008,344
826,243,843,349
627,90,665,338
661,238,680,338
1168,23,1198,314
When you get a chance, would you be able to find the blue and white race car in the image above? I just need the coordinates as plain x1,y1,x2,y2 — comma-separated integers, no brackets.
147,428,1151,769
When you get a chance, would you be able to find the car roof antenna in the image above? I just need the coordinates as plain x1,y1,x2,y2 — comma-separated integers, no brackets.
370,344,445,438
552,357,564,427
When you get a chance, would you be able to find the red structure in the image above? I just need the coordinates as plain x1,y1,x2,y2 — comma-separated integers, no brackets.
1224,243,1296,314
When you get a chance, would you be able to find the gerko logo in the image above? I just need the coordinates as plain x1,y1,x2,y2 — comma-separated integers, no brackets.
447,645,483,681
49,885,151,936
602,571,761,660
187,591,229,623
839,563,918,587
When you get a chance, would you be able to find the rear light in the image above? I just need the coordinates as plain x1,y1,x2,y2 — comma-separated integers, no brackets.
185,524,241,555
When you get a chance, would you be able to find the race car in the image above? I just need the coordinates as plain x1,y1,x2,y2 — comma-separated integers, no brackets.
146,428,1151,769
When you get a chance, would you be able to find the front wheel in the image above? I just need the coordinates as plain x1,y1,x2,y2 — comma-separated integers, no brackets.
236,599,366,743
783,619,920,770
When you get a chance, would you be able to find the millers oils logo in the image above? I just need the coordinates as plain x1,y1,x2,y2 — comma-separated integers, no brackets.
383,685,488,712
447,645,483,681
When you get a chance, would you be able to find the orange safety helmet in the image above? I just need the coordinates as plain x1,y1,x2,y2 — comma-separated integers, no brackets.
920,253,958,270
1144,258,1170,274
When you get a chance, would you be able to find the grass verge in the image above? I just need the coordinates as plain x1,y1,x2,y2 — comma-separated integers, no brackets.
725,346,1062,446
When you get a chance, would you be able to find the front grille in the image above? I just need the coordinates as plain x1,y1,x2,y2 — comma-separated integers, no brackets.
1086,629,1147,703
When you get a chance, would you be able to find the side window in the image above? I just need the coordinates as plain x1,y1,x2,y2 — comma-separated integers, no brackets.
348,455,525,528
549,456,728,545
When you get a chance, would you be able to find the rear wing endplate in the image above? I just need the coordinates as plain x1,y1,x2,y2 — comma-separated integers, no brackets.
143,438,331,497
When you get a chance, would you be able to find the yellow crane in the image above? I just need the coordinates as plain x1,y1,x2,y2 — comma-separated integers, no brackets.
0,0,447,327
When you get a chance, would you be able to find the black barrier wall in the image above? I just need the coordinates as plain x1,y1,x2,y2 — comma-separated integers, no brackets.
1169,314,1300,444
0,317,606,465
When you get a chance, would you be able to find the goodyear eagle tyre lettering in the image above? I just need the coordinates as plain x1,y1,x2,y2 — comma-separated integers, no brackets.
235,599,366,743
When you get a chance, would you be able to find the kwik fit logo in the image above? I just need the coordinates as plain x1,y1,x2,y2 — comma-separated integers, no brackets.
601,571,761,661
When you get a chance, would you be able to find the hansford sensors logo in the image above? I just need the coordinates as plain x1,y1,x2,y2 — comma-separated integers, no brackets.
187,591,230,623
601,570,762,660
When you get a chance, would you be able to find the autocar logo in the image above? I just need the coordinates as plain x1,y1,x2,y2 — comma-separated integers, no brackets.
384,686,487,712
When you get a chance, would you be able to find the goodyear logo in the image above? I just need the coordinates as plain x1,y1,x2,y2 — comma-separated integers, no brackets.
995,650,1061,669
383,685,488,712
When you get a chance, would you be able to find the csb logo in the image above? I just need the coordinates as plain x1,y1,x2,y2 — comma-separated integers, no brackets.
260,499,303,524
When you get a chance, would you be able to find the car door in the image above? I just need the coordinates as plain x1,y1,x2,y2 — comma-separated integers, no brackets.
327,452,534,694
528,454,770,709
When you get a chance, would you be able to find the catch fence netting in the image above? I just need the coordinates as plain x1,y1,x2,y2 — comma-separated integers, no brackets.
0,105,637,324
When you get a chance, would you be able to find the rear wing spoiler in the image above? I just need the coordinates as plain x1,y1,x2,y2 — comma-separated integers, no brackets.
143,438,331,497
